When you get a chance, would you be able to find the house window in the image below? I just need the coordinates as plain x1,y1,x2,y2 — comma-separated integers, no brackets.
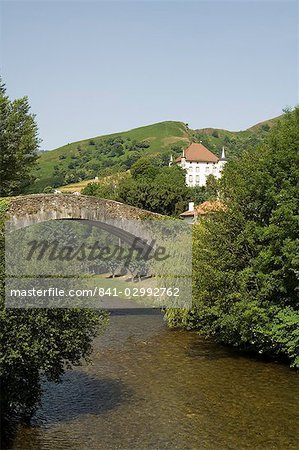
196,166,200,173
196,175,200,183
189,175,193,183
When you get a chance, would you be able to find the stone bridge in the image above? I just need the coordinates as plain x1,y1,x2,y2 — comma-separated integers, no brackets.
4,194,190,310
6,194,163,251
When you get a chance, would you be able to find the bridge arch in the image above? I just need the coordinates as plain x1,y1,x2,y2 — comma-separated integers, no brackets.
7,194,161,229
6,194,164,254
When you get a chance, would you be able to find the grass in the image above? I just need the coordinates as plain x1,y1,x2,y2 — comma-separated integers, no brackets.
58,180,96,193
30,116,281,194
84,274,164,307
30,121,190,193
59,171,128,193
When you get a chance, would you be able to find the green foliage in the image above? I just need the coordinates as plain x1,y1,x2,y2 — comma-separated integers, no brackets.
191,115,280,160
261,124,270,132
0,205,109,422
188,186,207,205
42,136,163,190
166,108,299,367
205,174,219,200
0,308,107,420
29,121,190,193
43,186,55,193
170,144,184,159
130,155,162,179
83,160,220,216
122,151,142,169
0,199,10,215
185,175,220,206
82,181,119,201
118,165,190,216
83,158,190,216
0,78,39,196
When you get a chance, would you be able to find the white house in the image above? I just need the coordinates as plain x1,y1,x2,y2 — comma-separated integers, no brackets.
170,142,227,187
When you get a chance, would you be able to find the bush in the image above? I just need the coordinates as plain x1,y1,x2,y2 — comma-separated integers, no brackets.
43,186,54,193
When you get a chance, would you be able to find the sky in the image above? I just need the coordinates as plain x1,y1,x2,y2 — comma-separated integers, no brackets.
0,0,298,150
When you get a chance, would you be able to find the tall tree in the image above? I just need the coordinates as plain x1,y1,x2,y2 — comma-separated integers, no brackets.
166,108,299,367
117,165,189,216
0,202,108,430
0,79,39,196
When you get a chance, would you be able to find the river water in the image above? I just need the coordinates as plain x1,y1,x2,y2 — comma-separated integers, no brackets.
8,303,299,450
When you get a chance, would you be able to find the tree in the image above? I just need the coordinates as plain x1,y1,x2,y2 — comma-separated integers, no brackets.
170,144,183,158
188,185,207,205
205,174,219,200
117,165,189,216
82,176,121,201
166,108,299,367
149,166,190,215
0,81,110,426
0,79,40,196
130,155,162,179
0,202,109,427
123,151,141,169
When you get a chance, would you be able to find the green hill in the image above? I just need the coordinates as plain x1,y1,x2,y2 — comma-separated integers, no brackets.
30,121,190,193
30,116,281,193
190,114,282,159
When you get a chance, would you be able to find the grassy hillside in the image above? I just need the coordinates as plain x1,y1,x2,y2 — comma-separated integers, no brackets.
190,114,281,159
30,116,281,193
30,121,190,193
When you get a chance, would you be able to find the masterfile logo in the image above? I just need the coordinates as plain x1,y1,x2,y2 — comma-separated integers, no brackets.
5,218,192,309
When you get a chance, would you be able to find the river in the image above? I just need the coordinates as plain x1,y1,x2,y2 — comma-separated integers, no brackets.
7,302,299,449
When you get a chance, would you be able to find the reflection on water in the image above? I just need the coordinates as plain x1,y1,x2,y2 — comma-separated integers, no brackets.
7,304,299,450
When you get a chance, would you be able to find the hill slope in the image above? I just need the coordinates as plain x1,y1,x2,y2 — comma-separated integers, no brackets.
30,116,281,193
31,121,189,192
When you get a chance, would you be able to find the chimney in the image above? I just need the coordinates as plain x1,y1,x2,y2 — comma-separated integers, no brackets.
189,202,194,212
221,146,226,160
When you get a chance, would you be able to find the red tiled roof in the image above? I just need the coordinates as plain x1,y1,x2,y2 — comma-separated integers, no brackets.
179,201,225,218
195,201,225,215
176,143,219,163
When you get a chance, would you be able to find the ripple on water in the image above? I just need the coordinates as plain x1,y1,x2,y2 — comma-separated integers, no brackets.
7,311,299,450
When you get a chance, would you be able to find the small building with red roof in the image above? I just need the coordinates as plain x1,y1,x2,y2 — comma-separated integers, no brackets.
179,201,226,223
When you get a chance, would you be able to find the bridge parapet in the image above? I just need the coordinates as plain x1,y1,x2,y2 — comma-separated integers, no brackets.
7,194,162,229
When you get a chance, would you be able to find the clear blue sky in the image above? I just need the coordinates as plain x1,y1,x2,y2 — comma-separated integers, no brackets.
1,0,298,150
